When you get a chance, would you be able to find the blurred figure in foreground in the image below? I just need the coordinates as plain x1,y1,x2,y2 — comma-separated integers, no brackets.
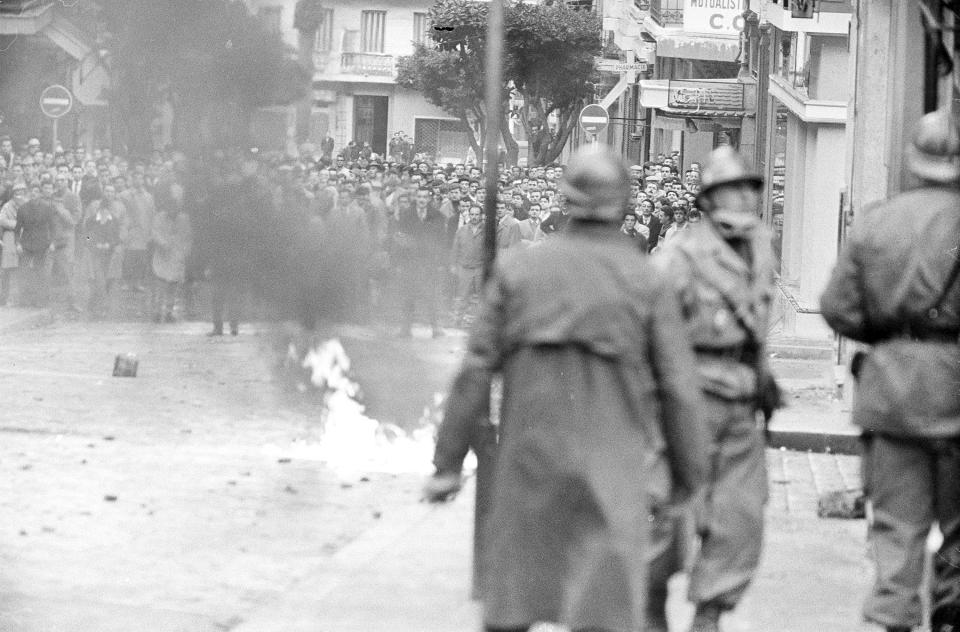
821,109,960,632
651,146,781,632
424,147,708,632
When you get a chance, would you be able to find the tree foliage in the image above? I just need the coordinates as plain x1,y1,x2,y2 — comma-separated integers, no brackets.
294,0,327,33
397,0,600,166
99,0,308,155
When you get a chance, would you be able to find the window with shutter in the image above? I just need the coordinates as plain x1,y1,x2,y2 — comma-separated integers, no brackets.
361,11,386,53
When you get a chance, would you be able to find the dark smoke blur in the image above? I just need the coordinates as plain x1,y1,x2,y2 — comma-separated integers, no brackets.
183,149,369,332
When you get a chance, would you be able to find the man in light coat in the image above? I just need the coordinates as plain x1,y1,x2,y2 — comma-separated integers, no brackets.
495,199,521,252
425,147,708,632
820,109,960,632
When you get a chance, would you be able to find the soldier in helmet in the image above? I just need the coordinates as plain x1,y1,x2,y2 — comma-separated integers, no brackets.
821,109,960,632
424,146,709,632
649,146,781,632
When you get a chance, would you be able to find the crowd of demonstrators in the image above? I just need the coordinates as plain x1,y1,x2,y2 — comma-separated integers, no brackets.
209,138,704,334
0,128,703,334
0,135,188,319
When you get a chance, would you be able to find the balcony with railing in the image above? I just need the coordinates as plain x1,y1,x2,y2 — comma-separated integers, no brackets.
648,0,683,27
341,52,395,76
313,51,397,82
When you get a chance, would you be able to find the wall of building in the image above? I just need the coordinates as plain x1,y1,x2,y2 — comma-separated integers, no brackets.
846,0,924,215
809,36,848,101
774,112,844,339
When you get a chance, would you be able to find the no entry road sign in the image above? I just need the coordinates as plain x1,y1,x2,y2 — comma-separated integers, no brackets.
579,104,608,135
40,84,73,119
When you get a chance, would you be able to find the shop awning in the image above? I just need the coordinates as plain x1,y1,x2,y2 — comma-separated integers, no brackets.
640,78,754,129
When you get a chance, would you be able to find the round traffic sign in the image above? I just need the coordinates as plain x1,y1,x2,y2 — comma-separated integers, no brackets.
579,104,609,135
40,84,73,119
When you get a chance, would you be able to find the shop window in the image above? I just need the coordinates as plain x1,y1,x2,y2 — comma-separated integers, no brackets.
415,118,471,163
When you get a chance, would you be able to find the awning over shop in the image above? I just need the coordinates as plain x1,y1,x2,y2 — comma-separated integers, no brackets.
640,78,754,129
642,18,740,61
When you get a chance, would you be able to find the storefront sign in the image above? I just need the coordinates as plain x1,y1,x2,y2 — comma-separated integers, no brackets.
597,60,648,73
667,80,744,111
683,0,746,36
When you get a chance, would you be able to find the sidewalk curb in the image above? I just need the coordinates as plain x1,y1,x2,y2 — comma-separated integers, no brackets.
767,429,862,455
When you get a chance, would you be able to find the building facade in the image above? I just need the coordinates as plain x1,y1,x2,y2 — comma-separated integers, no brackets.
599,0,863,340
756,0,851,339
246,0,469,161
0,1,111,151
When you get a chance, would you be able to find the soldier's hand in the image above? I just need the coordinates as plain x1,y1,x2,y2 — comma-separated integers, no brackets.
422,472,462,503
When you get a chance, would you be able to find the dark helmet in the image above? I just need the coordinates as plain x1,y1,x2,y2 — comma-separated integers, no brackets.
696,146,763,211
560,146,630,222
699,146,763,195
906,109,960,183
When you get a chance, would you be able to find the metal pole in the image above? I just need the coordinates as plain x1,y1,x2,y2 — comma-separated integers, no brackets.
474,0,503,600
52,118,58,153
482,0,503,284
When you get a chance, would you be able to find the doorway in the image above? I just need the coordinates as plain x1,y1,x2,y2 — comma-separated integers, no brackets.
353,95,388,156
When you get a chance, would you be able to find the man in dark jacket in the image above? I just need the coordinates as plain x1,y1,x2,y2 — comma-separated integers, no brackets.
200,152,270,336
637,198,661,252
424,147,708,632
16,180,56,306
395,187,445,337
821,109,960,632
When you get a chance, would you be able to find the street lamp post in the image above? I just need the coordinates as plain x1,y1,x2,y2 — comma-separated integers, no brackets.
473,0,504,600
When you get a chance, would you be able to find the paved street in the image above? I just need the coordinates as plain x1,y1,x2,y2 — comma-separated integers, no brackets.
0,312,879,631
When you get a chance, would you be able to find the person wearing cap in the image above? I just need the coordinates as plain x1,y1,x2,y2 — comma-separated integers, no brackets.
820,109,960,632
424,146,708,632
650,146,781,632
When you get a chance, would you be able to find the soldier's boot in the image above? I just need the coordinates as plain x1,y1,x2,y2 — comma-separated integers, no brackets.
688,602,723,632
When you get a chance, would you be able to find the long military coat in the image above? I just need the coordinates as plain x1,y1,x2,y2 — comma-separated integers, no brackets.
434,220,708,632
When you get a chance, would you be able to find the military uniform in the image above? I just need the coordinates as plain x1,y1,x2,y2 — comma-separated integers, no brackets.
821,184,960,630
434,224,708,632
652,217,774,613
820,109,960,632
426,148,709,632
